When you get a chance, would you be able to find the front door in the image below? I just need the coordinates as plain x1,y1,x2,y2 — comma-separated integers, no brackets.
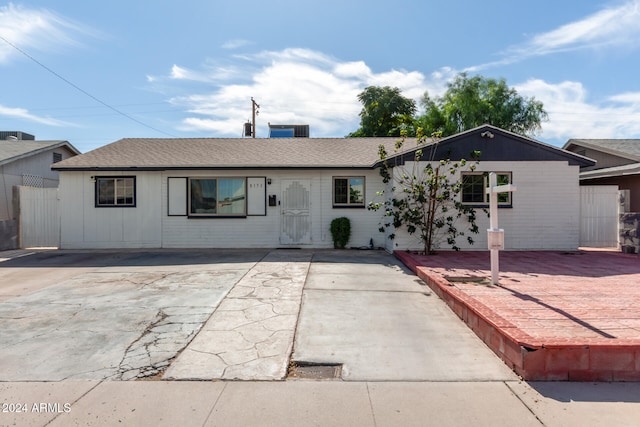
280,179,311,245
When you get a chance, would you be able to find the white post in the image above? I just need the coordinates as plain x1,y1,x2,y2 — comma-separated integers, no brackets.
489,173,500,285
486,172,516,285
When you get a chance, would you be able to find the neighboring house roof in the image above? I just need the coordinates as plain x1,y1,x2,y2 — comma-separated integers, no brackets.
0,140,81,167
52,125,593,171
563,139,640,163
579,163,640,180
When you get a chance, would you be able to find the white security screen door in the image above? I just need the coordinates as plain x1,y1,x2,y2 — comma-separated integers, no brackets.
280,180,311,244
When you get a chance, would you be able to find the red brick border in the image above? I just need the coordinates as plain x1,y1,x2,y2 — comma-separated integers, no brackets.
395,250,640,381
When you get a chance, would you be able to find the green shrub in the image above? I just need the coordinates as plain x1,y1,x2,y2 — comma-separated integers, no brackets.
330,217,351,249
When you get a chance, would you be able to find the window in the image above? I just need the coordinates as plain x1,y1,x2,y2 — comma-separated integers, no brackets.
96,177,136,207
333,177,365,207
189,177,246,216
461,172,512,206
53,152,63,163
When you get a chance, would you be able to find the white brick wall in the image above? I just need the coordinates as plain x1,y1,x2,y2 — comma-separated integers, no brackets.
60,169,389,249
161,169,388,249
391,161,582,252
58,162,582,251
59,171,162,249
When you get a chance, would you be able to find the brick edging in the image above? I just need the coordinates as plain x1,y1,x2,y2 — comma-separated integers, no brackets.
394,250,640,381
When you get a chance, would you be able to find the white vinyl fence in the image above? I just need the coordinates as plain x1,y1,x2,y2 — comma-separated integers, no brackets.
579,185,619,248
18,186,60,248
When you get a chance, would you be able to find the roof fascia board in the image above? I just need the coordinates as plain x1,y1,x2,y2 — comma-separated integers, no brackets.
580,164,640,179
52,165,378,172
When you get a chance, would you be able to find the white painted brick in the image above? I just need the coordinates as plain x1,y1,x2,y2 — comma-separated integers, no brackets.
391,161,582,251
58,161,581,251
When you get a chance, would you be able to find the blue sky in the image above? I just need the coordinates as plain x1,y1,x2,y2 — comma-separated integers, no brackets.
2,1,640,153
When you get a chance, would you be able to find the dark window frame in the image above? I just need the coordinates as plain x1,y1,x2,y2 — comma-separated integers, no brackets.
461,172,513,208
332,176,366,208
95,176,137,208
188,177,247,218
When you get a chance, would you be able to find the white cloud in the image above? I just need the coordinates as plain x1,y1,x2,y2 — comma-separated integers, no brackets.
0,3,98,63
527,0,640,55
146,62,244,85
221,39,251,49
169,64,214,82
469,0,640,72
166,48,453,137
0,104,73,126
333,60,371,79
158,45,640,143
609,92,640,104
516,79,640,141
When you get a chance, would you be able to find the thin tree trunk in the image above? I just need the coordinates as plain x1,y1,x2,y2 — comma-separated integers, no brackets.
425,166,439,254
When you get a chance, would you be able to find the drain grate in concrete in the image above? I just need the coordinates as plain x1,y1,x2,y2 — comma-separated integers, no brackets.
288,361,343,380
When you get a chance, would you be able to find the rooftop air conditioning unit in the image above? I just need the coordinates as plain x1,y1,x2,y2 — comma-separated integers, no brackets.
268,124,309,138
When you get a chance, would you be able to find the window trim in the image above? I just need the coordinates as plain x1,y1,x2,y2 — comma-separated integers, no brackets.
332,176,366,208
188,177,247,218
95,176,137,208
461,172,513,208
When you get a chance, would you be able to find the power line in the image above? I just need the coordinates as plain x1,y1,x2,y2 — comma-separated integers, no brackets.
0,34,178,137
27,101,173,112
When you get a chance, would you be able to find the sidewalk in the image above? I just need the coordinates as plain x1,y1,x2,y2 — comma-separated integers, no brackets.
3,379,640,426
395,249,640,381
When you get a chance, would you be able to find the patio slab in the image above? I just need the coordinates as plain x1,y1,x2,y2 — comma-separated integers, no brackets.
395,250,640,381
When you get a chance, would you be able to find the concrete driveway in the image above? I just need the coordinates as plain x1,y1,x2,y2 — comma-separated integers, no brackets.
0,250,265,381
0,249,515,382
293,251,514,381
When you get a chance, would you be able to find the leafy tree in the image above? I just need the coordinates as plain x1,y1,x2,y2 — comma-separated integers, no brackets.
369,129,481,254
417,73,547,137
349,86,416,137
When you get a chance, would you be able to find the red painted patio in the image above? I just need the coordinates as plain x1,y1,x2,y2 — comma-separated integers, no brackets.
395,249,640,381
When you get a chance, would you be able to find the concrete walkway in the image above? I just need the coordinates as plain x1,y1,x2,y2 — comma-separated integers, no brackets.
3,380,640,426
165,250,311,380
396,250,640,381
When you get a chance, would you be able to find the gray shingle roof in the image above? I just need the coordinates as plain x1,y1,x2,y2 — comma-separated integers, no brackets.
0,140,80,166
564,139,640,161
52,137,408,170
53,126,595,171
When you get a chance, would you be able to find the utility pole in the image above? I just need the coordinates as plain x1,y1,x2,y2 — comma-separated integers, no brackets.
251,97,260,138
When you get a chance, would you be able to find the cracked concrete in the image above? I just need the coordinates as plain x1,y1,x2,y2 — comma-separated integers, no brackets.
1,248,517,383
164,250,311,380
116,307,214,380
0,250,266,381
